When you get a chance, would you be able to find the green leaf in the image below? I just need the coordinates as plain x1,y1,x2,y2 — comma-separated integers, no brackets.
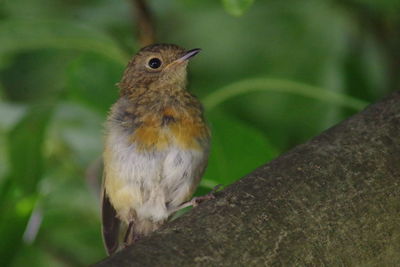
221,0,255,16
350,0,400,17
7,105,53,191
0,104,53,265
201,111,277,186
0,19,129,65
0,102,27,131
0,102,27,180
66,53,123,115
1,50,74,102
50,102,104,165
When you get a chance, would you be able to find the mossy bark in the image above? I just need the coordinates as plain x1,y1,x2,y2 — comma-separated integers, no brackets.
94,91,400,266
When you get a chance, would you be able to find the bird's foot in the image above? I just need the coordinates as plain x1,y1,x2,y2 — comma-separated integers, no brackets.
174,184,222,211
191,184,222,207
123,221,142,248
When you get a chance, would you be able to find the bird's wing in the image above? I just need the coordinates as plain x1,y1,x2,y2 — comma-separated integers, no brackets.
187,138,211,198
101,188,121,255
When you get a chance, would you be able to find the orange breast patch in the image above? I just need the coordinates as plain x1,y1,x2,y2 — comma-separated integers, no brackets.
130,108,209,151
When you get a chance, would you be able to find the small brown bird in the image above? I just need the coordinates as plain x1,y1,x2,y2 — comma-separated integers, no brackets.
102,44,211,255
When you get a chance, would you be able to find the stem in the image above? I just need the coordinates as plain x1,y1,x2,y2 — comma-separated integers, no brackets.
202,78,369,111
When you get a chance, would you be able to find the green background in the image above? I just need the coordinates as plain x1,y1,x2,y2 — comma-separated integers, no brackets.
0,0,398,265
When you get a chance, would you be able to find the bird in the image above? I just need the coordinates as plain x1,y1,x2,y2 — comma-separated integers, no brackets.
101,43,211,255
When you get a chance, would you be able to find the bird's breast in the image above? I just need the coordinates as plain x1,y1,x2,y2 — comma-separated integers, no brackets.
104,98,210,224
130,106,209,151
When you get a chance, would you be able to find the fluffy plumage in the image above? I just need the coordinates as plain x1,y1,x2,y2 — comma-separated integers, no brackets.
102,44,210,255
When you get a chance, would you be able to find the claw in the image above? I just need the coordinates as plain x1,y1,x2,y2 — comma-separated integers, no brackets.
170,184,223,212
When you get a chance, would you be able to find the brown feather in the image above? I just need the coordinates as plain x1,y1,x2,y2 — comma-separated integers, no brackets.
101,189,121,255
102,44,209,254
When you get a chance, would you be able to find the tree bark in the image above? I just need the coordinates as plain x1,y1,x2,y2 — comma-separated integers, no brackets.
94,91,400,266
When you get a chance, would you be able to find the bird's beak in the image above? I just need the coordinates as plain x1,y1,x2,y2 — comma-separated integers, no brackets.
175,48,201,63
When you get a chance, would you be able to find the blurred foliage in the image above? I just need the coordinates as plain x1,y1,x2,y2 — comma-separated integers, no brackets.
222,0,255,16
0,0,398,265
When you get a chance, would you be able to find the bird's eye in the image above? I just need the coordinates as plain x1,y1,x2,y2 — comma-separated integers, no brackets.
148,58,162,69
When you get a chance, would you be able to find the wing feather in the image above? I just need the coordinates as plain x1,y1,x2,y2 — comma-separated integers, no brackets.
101,189,121,255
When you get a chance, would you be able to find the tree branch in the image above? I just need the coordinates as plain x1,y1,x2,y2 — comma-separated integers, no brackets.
94,91,400,266
132,0,156,47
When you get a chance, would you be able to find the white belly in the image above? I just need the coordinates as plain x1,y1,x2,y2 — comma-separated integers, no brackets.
104,129,206,224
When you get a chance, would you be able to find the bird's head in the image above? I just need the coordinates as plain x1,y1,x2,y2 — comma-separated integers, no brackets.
119,44,200,95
